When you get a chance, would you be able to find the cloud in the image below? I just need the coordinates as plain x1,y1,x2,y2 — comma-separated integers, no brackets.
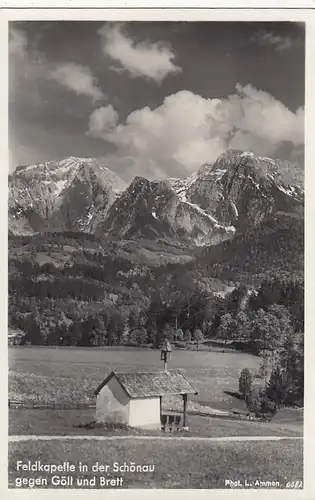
9,31,104,105
9,26,104,103
50,62,105,102
87,84,304,181
9,27,28,56
250,30,295,52
290,145,304,167
98,23,181,83
227,84,304,147
87,105,119,138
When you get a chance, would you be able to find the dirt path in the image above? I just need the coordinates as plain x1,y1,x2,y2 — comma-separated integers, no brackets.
9,435,303,443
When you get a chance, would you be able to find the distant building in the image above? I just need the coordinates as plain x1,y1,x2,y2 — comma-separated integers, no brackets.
94,370,198,429
8,328,25,346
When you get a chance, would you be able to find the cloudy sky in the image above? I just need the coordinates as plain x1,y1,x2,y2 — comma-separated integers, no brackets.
9,21,305,181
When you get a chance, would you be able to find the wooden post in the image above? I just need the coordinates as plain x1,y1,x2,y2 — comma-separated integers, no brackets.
183,394,188,427
159,396,162,422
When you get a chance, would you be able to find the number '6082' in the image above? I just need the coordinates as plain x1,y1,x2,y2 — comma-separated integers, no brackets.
286,481,303,488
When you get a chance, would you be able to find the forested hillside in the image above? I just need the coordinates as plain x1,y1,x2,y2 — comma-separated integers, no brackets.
9,228,303,355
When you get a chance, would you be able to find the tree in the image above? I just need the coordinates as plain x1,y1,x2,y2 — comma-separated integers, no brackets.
239,368,253,402
68,321,83,346
257,358,269,381
250,307,293,359
23,314,43,345
146,296,169,332
108,311,125,345
79,324,93,347
153,327,164,348
145,325,157,345
46,325,61,346
183,329,192,342
267,305,294,367
93,316,108,347
162,323,173,342
250,274,304,332
247,388,277,419
265,366,288,408
188,289,211,330
234,311,251,342
129,327,148,346
194,328,204,350
226,284,248,314
250,308,273,353
274,333,304,406
217,313,234,346
179,288,210,332
128,307,141,331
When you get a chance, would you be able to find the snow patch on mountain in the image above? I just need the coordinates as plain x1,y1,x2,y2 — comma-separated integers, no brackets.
239,152,276,165
52,180,68,198
183,199,219,225
240,151,256,159
277,185,295,197
168,172,198,202
230,201,239,219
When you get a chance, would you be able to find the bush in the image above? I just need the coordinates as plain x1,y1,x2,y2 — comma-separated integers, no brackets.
247,389,277,419
238,368,253,402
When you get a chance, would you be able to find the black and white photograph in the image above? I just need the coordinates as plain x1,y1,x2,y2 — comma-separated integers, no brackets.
7,17,305,490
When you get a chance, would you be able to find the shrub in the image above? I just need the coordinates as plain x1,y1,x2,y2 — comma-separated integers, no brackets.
238,368,253,402
247,389,277,419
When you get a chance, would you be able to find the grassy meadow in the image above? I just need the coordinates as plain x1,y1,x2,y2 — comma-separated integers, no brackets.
9,346,262,411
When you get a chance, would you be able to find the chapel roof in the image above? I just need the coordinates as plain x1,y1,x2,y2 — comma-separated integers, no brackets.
94,370,198,398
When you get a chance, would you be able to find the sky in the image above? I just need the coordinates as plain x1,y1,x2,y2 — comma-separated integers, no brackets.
9,21,305,182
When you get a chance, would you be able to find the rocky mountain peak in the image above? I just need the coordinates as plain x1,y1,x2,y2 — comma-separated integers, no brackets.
9,157,127,235
183,149,304,231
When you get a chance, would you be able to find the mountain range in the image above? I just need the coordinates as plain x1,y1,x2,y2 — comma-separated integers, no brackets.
9,150,304,250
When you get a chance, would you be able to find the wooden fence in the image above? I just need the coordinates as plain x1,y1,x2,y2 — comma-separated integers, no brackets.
8,401,96,410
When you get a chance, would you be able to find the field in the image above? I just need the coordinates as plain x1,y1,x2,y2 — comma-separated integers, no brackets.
9,346,263,411
8,346,304,489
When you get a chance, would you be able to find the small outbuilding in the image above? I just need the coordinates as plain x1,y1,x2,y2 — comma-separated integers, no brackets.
94,370,198,429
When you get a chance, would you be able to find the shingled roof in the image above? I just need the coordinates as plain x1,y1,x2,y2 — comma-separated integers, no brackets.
94,370,198,398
